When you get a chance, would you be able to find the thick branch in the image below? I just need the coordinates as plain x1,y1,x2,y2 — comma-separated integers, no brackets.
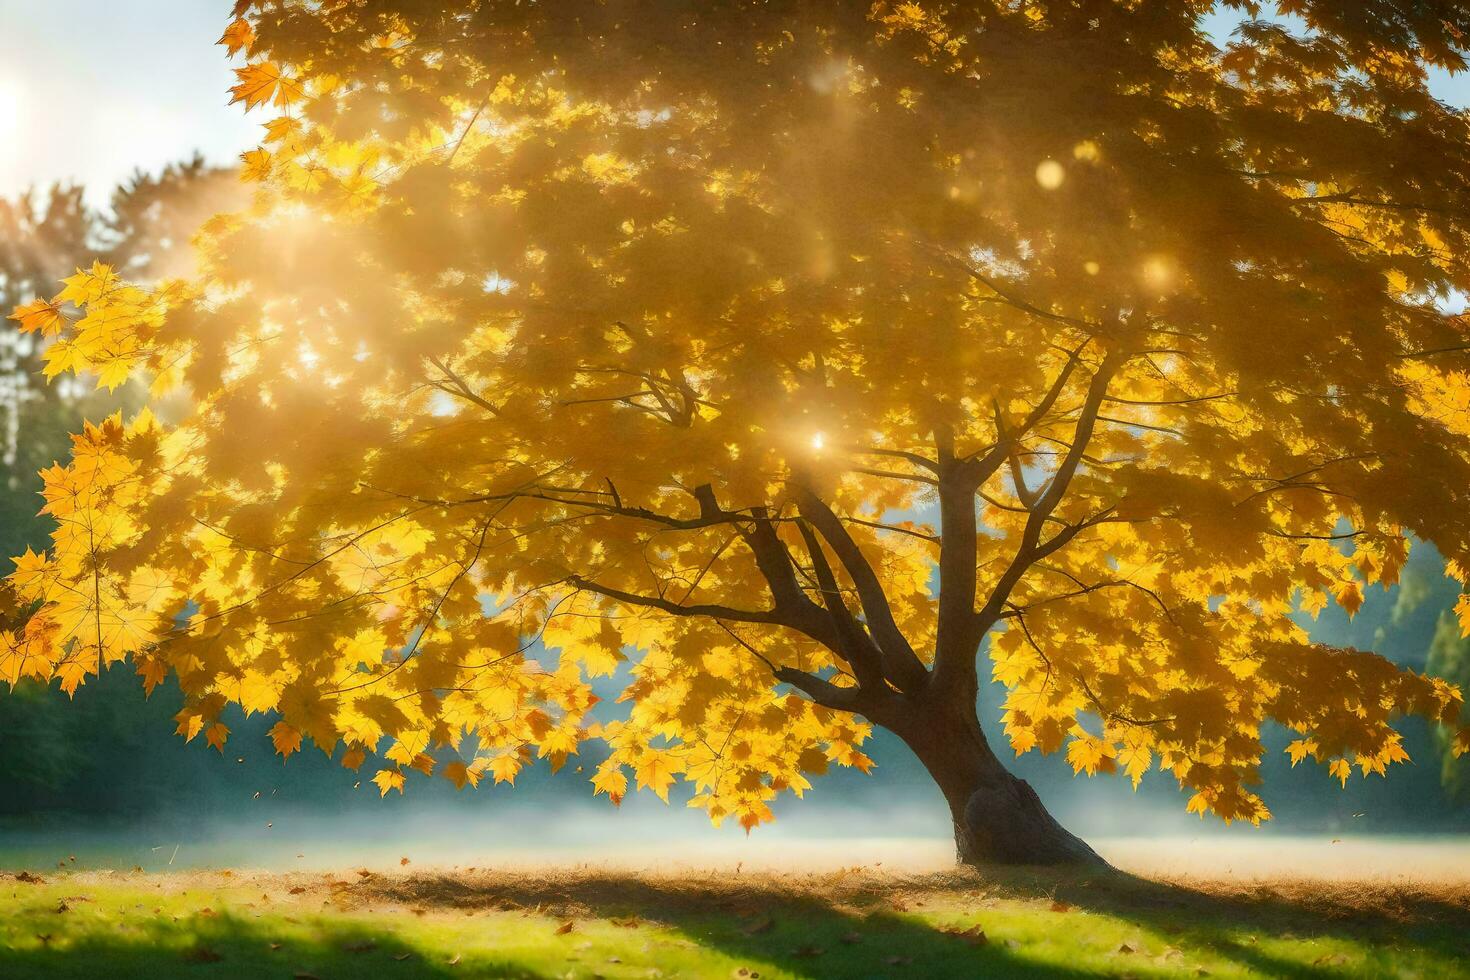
794,519,891,693
791,484,928,693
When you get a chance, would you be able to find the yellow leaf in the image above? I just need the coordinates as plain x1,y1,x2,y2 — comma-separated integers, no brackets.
1066,734,1115,777
9,299,65,336
634,749,680,801
230,61,304,110
489,753,521,785
592,760,628,804
240,148,273,182
205,723,231,753
269,721,302,759
218,17,255,57
372,768,405,797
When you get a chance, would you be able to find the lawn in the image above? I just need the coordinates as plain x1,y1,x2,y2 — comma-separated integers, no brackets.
1,862,1467,978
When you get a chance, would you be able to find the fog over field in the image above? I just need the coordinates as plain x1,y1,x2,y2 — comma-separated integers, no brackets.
5,542,1468,881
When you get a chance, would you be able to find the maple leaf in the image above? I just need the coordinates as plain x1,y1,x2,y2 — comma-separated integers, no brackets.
591,760,628,805
218,17,255,57
269,722,302,759
488,753,521,785
205,723,231,753
372,768,406,797
9,299,65,336
1285,739,1318,767
240,148,273,182
1066,734,1115,777
229,62,303,110
1115,740,1151,789
633,749,680,802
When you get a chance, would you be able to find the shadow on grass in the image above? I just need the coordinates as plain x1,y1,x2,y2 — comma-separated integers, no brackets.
0,911,500,980
365,870,1098,979
363,864,1470,979
995,864,1470,979
0,877,1090,980
3,863,1466,979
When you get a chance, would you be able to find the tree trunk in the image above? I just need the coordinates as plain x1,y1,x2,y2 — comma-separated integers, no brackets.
891,698,1106,867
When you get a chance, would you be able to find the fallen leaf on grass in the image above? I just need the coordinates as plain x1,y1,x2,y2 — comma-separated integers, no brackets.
448,953,462,966
555,920,575,935
1117,942,1138,954
943,923,987,946
198,907,217,918
793,945,825,957
840,931,863,944
343,939,378,953
884,955,912,966
182,946,223,963
1049,899,1072,913
268,943,283,951
393,952,413,961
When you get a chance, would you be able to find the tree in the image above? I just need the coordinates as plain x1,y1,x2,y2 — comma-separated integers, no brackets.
5,1,1470,866
0,160,241,808
1427,612,1470,803
1,159,239,544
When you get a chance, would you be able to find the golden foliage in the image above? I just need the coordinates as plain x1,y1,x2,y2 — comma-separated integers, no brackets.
5,0,1470,832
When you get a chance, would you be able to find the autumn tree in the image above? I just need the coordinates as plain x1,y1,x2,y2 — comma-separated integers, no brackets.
6,0,1470,865
0,159,241,806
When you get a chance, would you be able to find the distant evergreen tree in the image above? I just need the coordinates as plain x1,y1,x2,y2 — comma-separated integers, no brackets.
1427,612,1470,804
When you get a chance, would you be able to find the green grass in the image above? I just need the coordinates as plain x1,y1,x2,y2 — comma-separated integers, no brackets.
1,863,1467,978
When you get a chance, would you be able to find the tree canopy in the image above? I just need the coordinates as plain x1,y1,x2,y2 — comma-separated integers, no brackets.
4,0,1470,841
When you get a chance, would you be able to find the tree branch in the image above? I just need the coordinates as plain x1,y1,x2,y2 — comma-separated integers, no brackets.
790,484,929,693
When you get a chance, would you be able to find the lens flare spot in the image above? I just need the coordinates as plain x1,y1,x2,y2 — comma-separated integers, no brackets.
1035,160,1066,189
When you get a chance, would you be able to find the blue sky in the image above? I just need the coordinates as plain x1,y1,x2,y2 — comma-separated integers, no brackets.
0,3,1466,204
0,0,256,202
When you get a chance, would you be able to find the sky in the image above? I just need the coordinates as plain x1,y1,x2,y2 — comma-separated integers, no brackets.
0,2,1468,205
0,0,257,203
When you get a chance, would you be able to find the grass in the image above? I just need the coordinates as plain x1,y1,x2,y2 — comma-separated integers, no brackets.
1,862,1468,978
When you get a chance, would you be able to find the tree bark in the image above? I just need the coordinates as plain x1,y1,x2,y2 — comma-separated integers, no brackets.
890,697,1106,867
